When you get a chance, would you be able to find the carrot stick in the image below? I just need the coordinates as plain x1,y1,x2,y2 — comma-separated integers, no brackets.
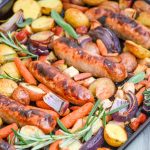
22,58,32,68
36,100,53,110
136,87,146,106
39,55,48,62
49,130,63,150
14,57,37,85
70,106,80,111
38,83,51,93
60,102,93,128
27,106,59,119
49,140,61,150
0,123,18,139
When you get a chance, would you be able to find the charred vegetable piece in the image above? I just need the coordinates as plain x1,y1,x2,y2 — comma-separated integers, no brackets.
0,10,23,33
43,92,69,115
111,91,138,122
80,127,104,150
89,27,121,54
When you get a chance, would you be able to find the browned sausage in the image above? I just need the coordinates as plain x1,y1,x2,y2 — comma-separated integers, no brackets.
0,94,56,134
102,12,150,49
29,61,94,105
53,37,127,82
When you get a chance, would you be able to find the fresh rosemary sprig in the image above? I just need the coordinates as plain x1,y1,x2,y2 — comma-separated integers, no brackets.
0,32,37,59
13,100,105,150
0,71,21,82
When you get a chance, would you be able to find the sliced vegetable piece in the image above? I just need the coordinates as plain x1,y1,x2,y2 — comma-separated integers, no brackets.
16,18,33,28
31,16,54,32
128,72,145,84
104,123,127,147
63,66,79,78
124,40,150,59
20,82,45,101
13,0,41,19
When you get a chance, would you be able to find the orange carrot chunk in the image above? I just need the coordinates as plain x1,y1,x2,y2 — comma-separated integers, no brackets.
136,87,145,106
38,83,51,93
60,102,93,128
14,57,37,85
0,123,18,139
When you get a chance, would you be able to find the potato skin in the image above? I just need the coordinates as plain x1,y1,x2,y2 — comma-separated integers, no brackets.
0,62,21,80
65,8,90,28
120,52,137,72
89,78,115,100
0,79,18,97
38,0,63,14
31,16,55,32
13,0,41,19
12,86,30,105
104,123,127,147
83,0,107,6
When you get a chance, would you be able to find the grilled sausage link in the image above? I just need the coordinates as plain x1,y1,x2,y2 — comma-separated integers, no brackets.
29,61,94,105
0,94,56,134
102,12,150,49
53,37,127,82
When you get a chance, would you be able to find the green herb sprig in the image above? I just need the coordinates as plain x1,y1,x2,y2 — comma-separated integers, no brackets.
143,88,150,106
16,18,33,28
0,32,37,59
51,10,78,39
0,71,21,82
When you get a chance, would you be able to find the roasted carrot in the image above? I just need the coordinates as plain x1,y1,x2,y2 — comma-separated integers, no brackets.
38,83,51,93
36,100,53,110
49,140,61,150
136,87,146,106
7,132,15,144
27,106,59,119
70,106,80,111
61,108,70,116
39,55,48,62
60,102,93,128
14,57,37,85
0,123,18,139
74,73,92,81
22,58,32,68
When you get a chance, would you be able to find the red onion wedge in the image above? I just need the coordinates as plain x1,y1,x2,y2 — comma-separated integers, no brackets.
111,91,138,122
0,10,23,33
80,127,104,150
43,92,69,115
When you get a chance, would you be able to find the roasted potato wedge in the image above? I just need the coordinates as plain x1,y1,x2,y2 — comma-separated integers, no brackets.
104,123,127,147
31,16,55,32
83,0,107,6
38,0,63,14
89,78,115,100
0,79,18,97
20,82,45,101
0,62,21,80
0,44,17,64
64,8,90,28
137,12,150,27
124,40,150,59
13,0,41,19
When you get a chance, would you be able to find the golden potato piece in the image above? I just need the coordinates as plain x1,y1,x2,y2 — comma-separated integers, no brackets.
13,0,41,19
104,123,127,147
0,79,18,97
83,0,107,6
38,0,63,14
65,8,90,28
31,16,54,32
0,44,17,64
0,62,21,80
137,12,150,27
124,40,150,59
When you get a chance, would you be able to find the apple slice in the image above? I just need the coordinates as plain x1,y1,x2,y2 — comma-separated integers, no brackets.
20,82,45,101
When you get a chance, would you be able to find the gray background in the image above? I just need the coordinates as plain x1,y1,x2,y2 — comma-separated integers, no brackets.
125,126,150,150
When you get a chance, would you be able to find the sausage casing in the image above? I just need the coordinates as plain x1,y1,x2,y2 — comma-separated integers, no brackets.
53,37,127,82
0,94,56,134
29,61,94,105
